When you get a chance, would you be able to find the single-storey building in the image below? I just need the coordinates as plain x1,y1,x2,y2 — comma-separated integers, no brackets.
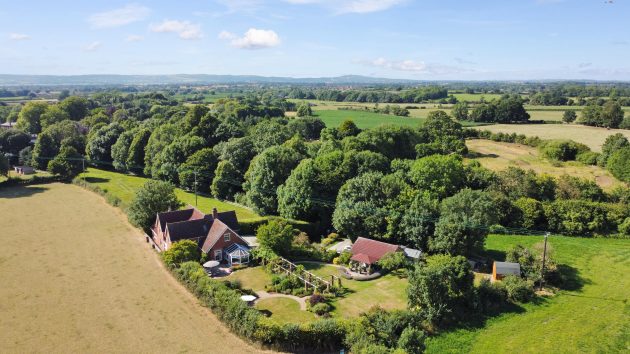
492,261,521,281
350,237,402,274
0,121,16,130
13,166,35,175
151,207,250,266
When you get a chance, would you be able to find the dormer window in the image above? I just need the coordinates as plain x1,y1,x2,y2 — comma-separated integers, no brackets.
224,233,231,242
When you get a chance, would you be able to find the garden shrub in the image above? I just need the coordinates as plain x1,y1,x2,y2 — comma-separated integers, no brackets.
503,275,535,303
378,251,410,272
309,293,326,306
311,302,332,316
161,240,201,268
476,278,508,311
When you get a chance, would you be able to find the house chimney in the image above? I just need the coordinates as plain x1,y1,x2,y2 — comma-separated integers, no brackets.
212,207,218,219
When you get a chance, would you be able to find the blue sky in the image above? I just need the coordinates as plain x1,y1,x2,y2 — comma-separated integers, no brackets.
1,0,629,80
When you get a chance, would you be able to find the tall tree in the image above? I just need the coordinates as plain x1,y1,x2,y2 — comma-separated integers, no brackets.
429,189,499,256
127,180,183,230
59,96,89,121
451,102,469,121
86,123,124,166
16,101,48,134
243,145,303,215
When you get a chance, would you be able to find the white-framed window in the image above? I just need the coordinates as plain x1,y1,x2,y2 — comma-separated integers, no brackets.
214,250,222,261
223,233,231,242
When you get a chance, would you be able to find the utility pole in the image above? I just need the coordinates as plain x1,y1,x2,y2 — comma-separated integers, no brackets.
540,232,549,291
194,171,198,206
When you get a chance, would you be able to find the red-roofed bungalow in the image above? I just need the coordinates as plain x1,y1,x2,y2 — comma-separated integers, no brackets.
350,237,401,274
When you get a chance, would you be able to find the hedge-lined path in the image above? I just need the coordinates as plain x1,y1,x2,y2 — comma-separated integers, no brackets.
254,291,308,311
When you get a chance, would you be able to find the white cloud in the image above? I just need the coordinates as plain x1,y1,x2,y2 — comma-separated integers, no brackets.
150,20,203,40
368,57,427,72
284,0,406,14
218,30,237,40
221,28,281,49
88,4,151,29
9,33,30,40
125,34,144,42
84,41,102,52
361,57,470,75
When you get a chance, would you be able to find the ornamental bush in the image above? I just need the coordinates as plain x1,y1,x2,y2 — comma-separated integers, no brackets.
503,275,535,303
311,302,332,316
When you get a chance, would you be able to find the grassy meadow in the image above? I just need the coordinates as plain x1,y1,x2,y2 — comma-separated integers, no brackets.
256,298,316,324
466,139,624,190
0,183,266,353
426,234,630,353
79,168,260,220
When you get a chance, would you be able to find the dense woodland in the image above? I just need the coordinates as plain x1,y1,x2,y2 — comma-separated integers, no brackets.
1,91,629,249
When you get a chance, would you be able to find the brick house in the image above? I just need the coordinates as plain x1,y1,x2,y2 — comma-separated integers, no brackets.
151,206,250,265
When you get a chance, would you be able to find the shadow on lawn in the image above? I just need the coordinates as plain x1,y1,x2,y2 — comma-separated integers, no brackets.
466,151,499,159
0,185,49,199
557,264,589,292
82,176,110,184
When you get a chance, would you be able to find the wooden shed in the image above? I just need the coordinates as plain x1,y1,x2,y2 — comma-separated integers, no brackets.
492,261,521,282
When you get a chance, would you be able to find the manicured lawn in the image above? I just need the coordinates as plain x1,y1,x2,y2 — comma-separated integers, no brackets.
466,139,624,190
426,234,630,353
229,263,407,319
315,109,426,129
228,266,271,291
256,298,316,324
0,183,264,353
78,168,260,220
302,263,408,317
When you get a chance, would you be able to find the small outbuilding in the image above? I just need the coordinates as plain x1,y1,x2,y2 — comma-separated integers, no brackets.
492,261,521,281
13,166,35,175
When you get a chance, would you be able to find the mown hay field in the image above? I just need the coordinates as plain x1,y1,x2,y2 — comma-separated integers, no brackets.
0,183,267,353
466,139,625,190
473,124,630,151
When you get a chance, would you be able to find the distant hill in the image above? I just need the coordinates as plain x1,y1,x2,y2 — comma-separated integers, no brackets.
0,74,422,86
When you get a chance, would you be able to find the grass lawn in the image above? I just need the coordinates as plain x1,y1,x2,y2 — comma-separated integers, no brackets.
314,109,426,129
0,183,265,353
426,234,630,353
466,139,624,190
228,266,271,291
78,168,260,220
473,124,630,152
302,263,408,317
256,298,316,324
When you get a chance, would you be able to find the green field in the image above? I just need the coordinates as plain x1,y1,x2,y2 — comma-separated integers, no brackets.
426,234,630,353
314,109,485,129
451,93,505,102
78,168,260,220
315,109,426,129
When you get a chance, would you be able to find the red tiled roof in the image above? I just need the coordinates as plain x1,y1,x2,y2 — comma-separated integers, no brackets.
351,237,400,264
350,253,378,264
156,208,204,232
